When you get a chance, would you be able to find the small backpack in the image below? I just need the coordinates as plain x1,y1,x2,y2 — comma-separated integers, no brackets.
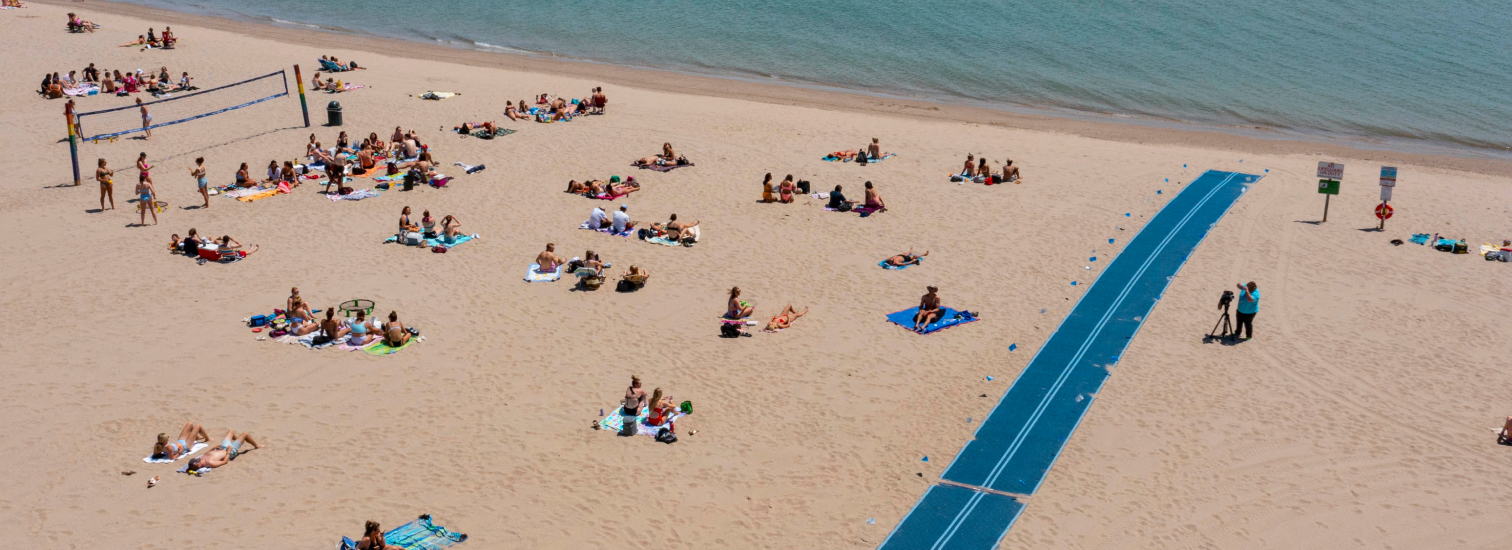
719,323,741,338
655,428,677,444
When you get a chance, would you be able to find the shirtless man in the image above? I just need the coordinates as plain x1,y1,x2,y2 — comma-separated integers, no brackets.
913,286,944,332
592,87,606,114
535,243,567,273
1002,159,1021,183
151,422,211,461
663,214,699,241
185,430,262,472
885,249,928,267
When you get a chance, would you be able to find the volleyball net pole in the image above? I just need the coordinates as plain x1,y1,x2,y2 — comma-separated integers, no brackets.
294,64,311,128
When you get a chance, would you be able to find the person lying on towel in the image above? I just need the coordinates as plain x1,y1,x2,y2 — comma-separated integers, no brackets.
765,304,808,331
885,249,928,267
454,121,498,135
913,286,944,332
152,422,211,461
185,430,263,472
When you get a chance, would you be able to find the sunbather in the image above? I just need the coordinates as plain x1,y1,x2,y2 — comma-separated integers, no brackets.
281,161,300,187
593,87,607,114
356,521,394,550
286,287,302,313
605,177,639,197
977,158,991,181
185,430,262,472
262,160,280,184
504,101,527,121
319,308,350,341
765,304,809,331
535,243,567,272
216,235,258,257
761,173,776,203
863,181,886,211
382,311,409,347
1002,159,1020,182
234,162,255,188
826,149,857,161
622,265,650,286
454,121,497,134
612,204,634,233
622,375,648,435
1499,416,1512,445
778,175,795,203
727,287,754,319
645,388,678,427
565,179,594,194
399,206,419,234
885,249,928,267
421,211,435,235
913,286,944,332
439,215,462,242
961,154,976,178
68,13,99,32
152,422,210,461
664,214,698,241
827,185,857,211
287,298,319,336
347,310,377,346
868,138,882,159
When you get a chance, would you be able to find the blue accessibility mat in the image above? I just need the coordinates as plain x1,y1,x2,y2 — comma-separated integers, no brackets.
878,484,1024,550
339,514,467,550
878,169,1261,550
886,307,977,334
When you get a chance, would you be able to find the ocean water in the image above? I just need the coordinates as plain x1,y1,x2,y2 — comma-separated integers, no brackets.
120,0,1512,157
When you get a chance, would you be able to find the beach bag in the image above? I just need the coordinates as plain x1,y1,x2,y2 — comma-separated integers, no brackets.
1452,242,1468,254
338,186,354,195
655,428,677,444
950,175,964,182
403,232,422,246
992,174,1003,184
837,202,852,212
249,315,270,327
856,152,868,165
431,246,447,253
637,228,650,240
720,324,740,338
797,180,811,194
679,400,692,414
311,334,333,346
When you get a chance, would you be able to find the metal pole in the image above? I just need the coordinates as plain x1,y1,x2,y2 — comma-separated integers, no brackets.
1379,200,1387,230
293,65,311,128
65,101,81,186
1323,194,1330,223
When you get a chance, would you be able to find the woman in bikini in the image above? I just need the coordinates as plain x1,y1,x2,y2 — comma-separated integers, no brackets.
347,310,377,346
216,235,258,257
135,173,158,226
151,422,211,461
281,161,299,188
863,181,886,212
661,142,676,161
189,157,209,208
421,210,435,236
765,304,809,331
645,388,678,427
382,311,409,347
778,174,796,203
505,101,527,121
288,298,319,336
727,287,754,319
234,162,254,188
961,154,976,178
761,173,775,203
319,308,350,342
356,521,394,550
368,132,387,155
95,158,115,211
976,157,991,183
136,98,152,140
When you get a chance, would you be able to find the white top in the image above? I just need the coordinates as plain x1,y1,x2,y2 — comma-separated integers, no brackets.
589,207,608,228
612,211,630,233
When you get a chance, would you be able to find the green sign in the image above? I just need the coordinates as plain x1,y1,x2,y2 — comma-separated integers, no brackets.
1317,179,1340,195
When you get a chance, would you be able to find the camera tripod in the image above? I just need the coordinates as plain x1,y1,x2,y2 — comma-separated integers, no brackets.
1208,307,1233,341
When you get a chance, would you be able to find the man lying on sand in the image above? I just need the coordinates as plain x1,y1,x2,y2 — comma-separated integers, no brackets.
454,121,497,134
185,430,262,472
886,249,928,267
914,286,944,332
152,422,211,461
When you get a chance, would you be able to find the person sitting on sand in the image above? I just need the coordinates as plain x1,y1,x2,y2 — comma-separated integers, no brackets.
868,138,882,160
1002,159,1020,183
455,121,497,135
661,214,698,241
46,77,63,99
535,243,567,273
346,310,377,346
827,185,857,211
310,71,328,91
645,388,678,427
354,148,375,175
863,181,886,211
621,375,648,435
438,215,462,243
779,175,796,203
761,173,776,203
399,206,419,234
587,205,610,230
261,160,280,185
975,158,992,182
1500,416,1512,445
356,521,394,550
885,249,928,267
68,13,99,32
765,304,809,331
612,204,634,234
726,286,754,319
286,287,303,313
216,235,258,257
288,298,319,336
593,87,607,114
319,308,350,341
505,101,527,121
281,161,300,187
151,422,211,461
170,231,209,255
234,162,256,188
146,28,160,48
913,286,944,332
961,154,976,178
184,430,262,472
381,311,409,347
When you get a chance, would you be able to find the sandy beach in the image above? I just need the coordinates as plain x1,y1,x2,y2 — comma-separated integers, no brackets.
4,2,1511,548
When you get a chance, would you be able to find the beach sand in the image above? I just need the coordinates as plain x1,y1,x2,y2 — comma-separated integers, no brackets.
3,2,1511,548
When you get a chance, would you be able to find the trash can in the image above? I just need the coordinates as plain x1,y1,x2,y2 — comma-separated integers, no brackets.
326,101,342,126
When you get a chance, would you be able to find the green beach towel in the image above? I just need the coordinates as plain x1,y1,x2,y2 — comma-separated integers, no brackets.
363,338,416,356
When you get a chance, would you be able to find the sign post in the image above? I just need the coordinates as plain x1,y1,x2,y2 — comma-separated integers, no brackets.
1317,161,1343,222
1377,166,1396,229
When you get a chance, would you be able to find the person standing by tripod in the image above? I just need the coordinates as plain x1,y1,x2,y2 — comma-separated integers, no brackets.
1235,281,1260,340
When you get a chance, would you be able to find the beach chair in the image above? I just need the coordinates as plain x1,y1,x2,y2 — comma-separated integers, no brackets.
320,59,346,72
574,267,606,290
617,273,648,292
196,247,242,264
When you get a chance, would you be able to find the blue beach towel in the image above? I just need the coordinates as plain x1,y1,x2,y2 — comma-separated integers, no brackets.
425,233,477,249
525,263,562,282
886,307,978,334
879,257,922,270
1409,233,1430,245
339,515,466,550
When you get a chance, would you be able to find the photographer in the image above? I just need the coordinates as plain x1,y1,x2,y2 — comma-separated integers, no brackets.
1235,281,1259,340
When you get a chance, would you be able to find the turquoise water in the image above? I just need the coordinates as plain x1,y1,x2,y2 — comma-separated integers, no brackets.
121,0,1512,156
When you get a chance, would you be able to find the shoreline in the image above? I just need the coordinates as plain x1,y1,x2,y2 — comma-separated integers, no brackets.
40,0,1512,178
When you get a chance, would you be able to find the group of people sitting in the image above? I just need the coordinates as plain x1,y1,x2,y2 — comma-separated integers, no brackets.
722,287,809,334
284,288,413,348
824,182,886,212
632,142,691,168
582,206,698,244
532,243,650,287
504,88,607,122
566,175,640,198
957,154,1021,184
41,66,193,98
318,55,363,71
824,138,892,163
304,128,437,187
309,71,356,93
120,26,177,50
66,12,99,32
169,228,259,258
149,422,261,473
397,206,462,245
618,375,680,436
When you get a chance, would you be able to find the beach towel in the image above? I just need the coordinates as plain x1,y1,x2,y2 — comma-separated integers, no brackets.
1479,243,1502,256
425,233,478,249
598,404,686,436
143,443,208,463
823,152,896,162
64,83,99,97
640,162,691,172
886,307,978,335
339,515,467,550
237,189,279,202
578,221,632,237
880,257,922,270
328,189,380,201
176,463,214,476
363,338,416,356
415,91,457,100
1409,233,1430,245
329,84,364,93
339,339,382,352
525,263,563,282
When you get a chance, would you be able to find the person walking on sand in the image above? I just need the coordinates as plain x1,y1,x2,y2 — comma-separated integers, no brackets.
913,286,944,332
190,157,209,208
621,375,648,436
135,173,158,226
95,158,115,211
137,98,152,140
1235,281,1260,340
